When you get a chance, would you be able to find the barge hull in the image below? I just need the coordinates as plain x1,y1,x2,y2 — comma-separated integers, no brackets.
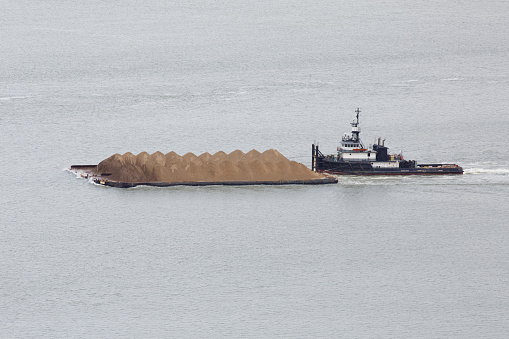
93,177,338,188
69,165,338,187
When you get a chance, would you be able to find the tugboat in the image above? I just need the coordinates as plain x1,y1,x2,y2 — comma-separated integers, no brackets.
312,109,463,175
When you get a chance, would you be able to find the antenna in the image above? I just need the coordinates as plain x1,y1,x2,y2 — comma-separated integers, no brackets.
355,107,361,124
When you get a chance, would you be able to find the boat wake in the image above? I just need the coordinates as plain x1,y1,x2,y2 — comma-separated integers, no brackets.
65,167,88,179
64,167,102,185
0,95,35,101
464,167,509,175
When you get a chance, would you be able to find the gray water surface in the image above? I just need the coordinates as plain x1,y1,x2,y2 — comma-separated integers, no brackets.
1,1,508,337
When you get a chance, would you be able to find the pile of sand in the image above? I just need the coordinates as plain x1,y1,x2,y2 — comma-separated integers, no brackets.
96,149,323,183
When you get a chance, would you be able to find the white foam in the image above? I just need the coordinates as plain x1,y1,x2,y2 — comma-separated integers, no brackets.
64,168,80,178
464,168,509,175
65,167,97,180
0,96,30,101
89,177,103,186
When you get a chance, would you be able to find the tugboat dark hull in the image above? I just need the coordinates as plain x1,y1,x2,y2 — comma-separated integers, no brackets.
312,145,463,175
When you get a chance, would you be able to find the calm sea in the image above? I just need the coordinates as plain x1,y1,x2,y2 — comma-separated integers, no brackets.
1,0,508,337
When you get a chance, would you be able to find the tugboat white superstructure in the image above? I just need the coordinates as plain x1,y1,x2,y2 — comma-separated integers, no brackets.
312,109,463,175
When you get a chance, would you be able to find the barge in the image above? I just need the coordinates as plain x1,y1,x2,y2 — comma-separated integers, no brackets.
69,165,338,188
312,109,463,175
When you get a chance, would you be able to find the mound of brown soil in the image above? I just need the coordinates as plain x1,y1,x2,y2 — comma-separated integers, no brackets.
97,149,324,183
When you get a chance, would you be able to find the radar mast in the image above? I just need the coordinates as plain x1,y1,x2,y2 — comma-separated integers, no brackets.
350,108,361,142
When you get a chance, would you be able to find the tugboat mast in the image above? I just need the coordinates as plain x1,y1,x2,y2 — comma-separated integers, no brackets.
350,108,361,142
